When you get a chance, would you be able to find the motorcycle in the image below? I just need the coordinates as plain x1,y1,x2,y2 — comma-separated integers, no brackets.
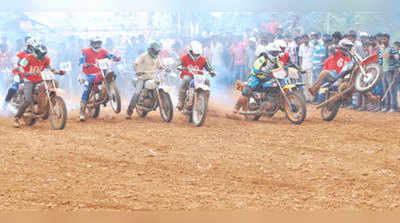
131,70,174,122
81,58,122,119
179,67,214,127
11,70,67,130
236,66,307,125
316,50,380,122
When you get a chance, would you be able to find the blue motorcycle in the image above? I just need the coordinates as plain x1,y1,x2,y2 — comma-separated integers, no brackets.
237,67,307,125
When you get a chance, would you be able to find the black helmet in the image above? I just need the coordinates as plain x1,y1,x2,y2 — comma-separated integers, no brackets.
33,44,47,60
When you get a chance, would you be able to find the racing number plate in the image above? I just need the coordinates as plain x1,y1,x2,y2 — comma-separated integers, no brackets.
97,59,110,70
41,71,56,80
272,68,287,79
194,75,206,88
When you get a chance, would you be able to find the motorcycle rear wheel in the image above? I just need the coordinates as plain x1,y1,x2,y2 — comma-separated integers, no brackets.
244,95,261,121
23,115,36,126
321,90,341,122
87,90,100,118
137,109,148,118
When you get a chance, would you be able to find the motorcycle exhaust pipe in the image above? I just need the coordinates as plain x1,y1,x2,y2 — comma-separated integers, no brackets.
239,111,261,115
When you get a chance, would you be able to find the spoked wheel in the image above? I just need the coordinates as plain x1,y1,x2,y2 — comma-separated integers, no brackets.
244,95,261,121
159,90,173,122
86,91,100,118
321,90,341,122
354,64,381,92
284,91,307,125
108,81,121,113
49,96,67,130
192,90,208,127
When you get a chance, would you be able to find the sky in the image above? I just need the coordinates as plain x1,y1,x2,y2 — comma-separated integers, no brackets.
3,0,399,12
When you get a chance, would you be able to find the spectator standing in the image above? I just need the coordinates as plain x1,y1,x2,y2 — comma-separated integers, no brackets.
379,33,399,113
299,34,314,102
229,37,247,82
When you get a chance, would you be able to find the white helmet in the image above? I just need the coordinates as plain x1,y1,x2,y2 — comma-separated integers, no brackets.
274,39,287,49
339,39,354,50
188,41,203,61
90,36,103,52
266,43,282,58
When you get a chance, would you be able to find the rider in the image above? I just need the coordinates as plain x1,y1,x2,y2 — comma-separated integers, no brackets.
308,39,353,97
230,43,283,115
79,36,121,121
2,37,38,111
13,43,65,128
176,41,216,111
126,41,170,119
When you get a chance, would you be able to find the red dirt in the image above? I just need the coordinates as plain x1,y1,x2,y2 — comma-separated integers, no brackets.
0,105,399,211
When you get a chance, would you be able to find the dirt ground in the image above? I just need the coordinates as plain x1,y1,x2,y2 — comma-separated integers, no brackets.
0,104,399,211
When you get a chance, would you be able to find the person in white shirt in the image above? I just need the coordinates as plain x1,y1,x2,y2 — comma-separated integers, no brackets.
298,34,314,102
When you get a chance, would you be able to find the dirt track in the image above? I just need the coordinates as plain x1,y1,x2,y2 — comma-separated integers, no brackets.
0,105,400,211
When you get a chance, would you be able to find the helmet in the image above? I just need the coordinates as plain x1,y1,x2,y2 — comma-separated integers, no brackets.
147,41,161,58
266,43,281,58
90,36,102,52
274,39,287,50
25,37,39,53
188,41,203,61
339,39,354,50
33,44,47,60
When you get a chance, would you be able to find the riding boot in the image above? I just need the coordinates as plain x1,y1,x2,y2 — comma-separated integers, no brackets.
309,72,327,96
79,102,86,121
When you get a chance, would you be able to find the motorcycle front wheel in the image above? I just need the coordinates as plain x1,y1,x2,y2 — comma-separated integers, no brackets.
50,96,67,130
192,90,208,127
159,90,173,122
354,64,381,92
108,81,121,114
284,91,307,125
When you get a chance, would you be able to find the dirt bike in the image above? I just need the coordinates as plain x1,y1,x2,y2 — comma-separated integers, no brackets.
131,70,174,122
11,70,67,130
179,67,214,127
81,58,121,119
236,67,307,125
316,51,379,122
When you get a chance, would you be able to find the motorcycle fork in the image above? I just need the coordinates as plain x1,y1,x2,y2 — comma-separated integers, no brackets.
43,80,54,114
156,88,165,111
276,80,293,111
